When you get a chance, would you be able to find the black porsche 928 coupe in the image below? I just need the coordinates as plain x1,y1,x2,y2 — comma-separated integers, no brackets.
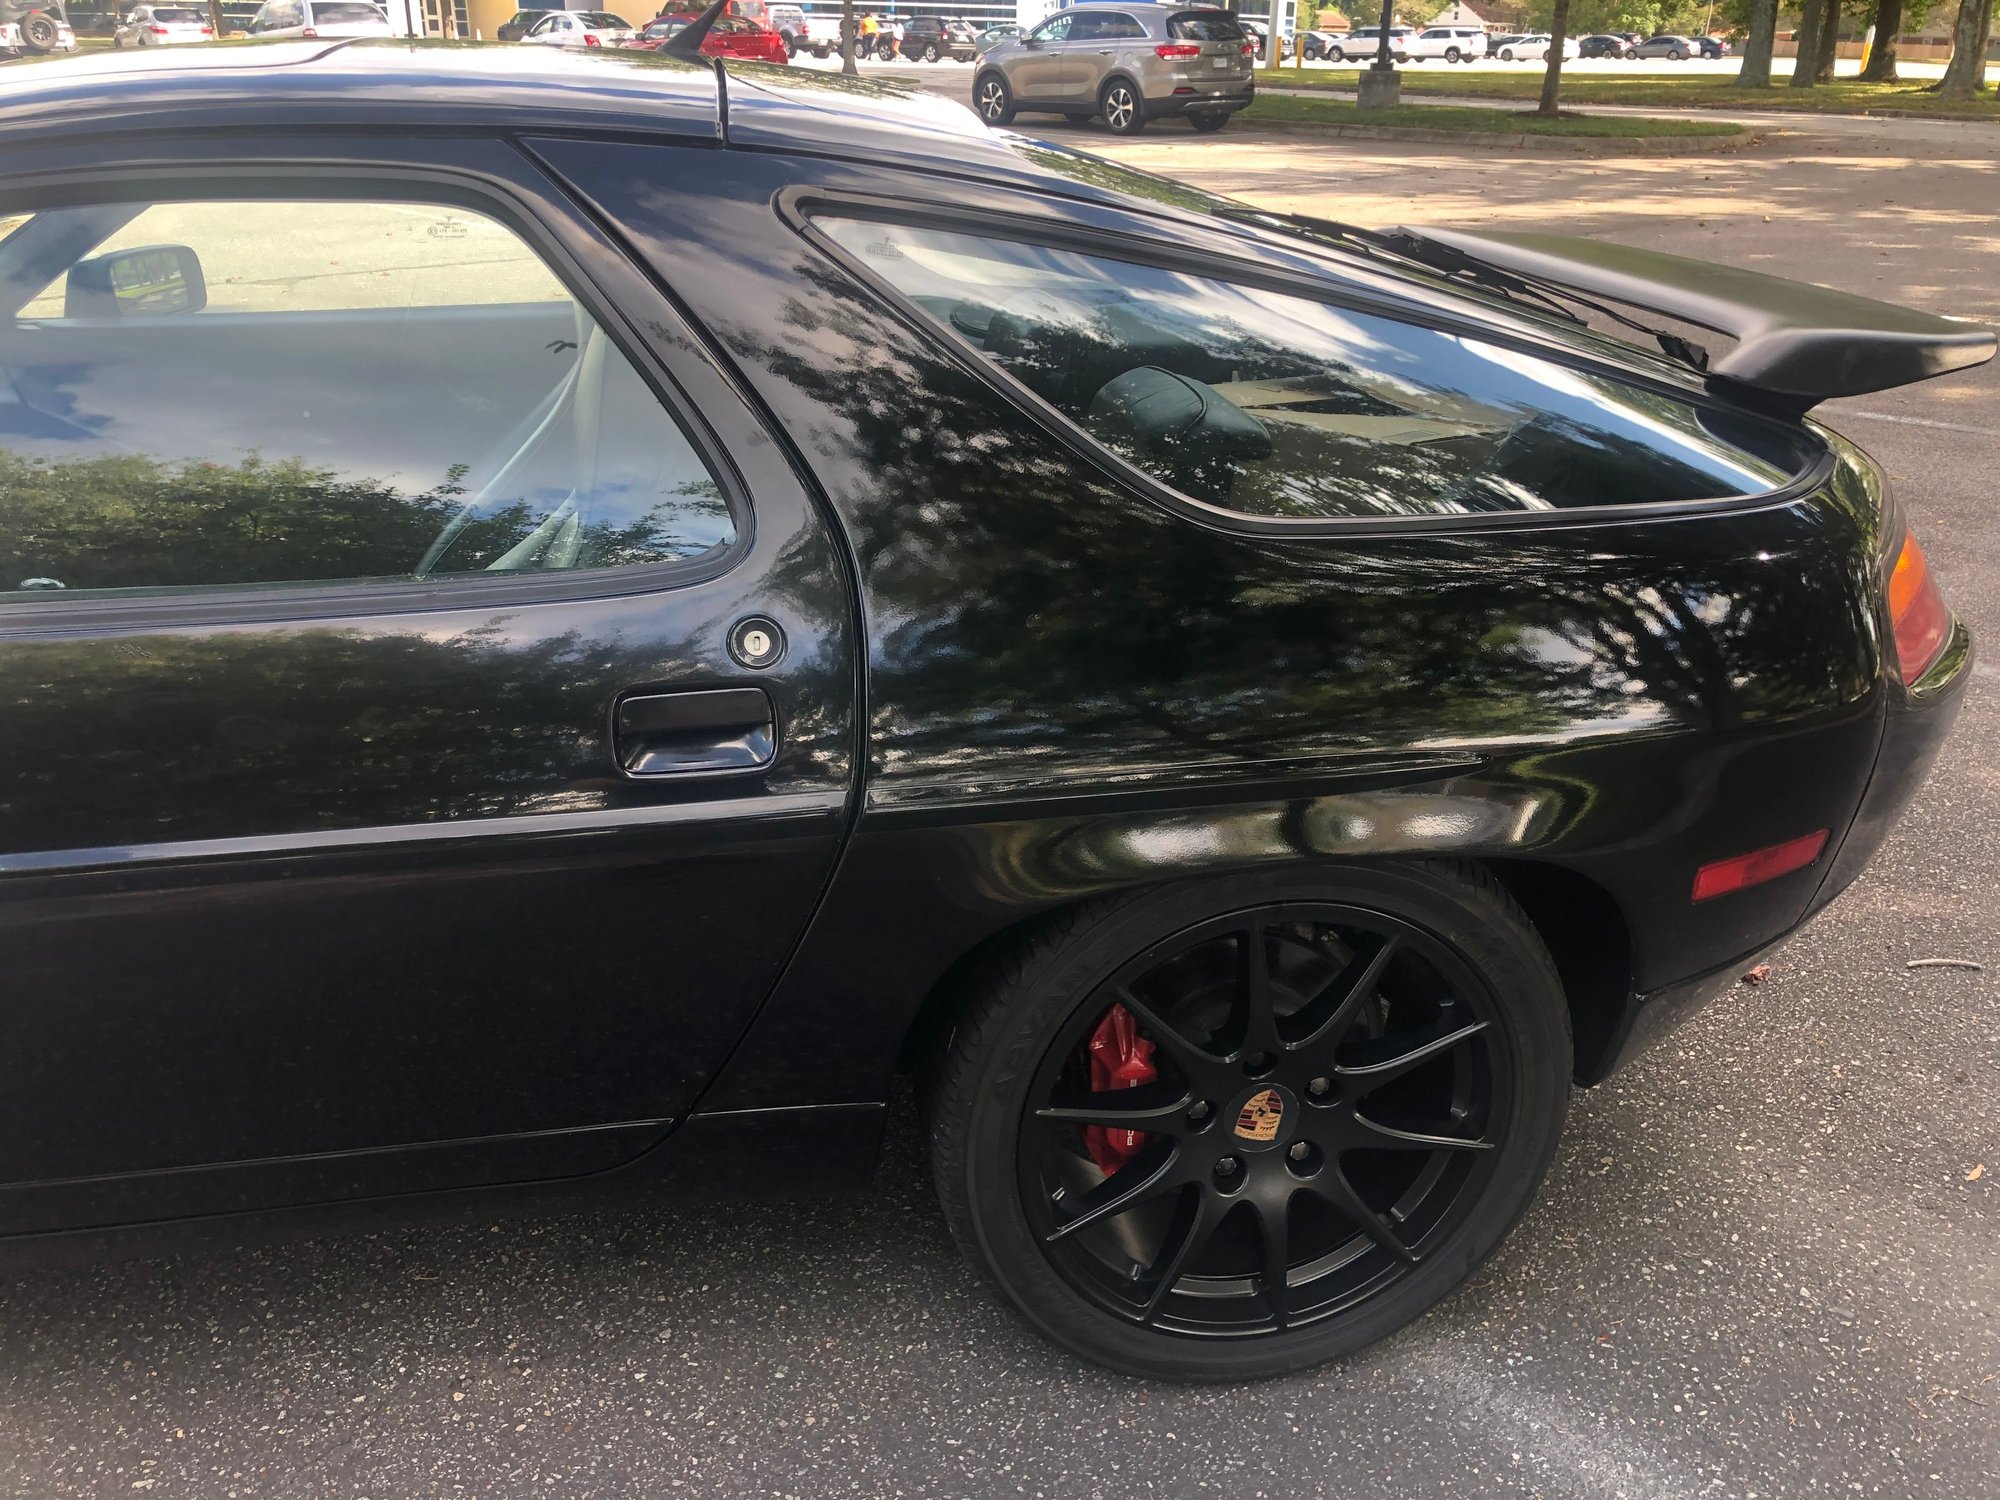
0,38,1985,1381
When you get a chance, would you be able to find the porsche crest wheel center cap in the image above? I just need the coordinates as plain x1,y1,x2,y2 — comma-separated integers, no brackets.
1228,1084,1296,1151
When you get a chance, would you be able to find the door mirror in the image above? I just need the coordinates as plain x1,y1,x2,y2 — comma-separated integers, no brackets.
64,244,208,319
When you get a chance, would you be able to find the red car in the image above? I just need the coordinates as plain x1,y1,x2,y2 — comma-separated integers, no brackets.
624,11,788,61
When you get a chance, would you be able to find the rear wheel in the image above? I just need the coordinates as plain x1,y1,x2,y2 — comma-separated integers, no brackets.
974,72,1015,125
928,864,1572,1380
1100,77,1145,135
1499,47,1514,59
1445,46,1461,61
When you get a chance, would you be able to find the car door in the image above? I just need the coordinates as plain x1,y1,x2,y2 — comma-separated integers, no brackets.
1011,12,1073,100
0,136,858,1235
1064,12,1114,99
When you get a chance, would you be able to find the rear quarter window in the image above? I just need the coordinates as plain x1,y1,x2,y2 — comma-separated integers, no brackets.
815,217,1809,523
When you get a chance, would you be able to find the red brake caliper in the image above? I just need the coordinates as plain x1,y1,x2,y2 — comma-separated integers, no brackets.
1082,1003,1158,1175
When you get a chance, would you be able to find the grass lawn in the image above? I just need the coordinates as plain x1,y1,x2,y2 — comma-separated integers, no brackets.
1242,91,1746,138
1254,67,2000,118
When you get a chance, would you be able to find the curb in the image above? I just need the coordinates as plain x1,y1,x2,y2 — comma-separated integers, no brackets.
1239,117,1760,155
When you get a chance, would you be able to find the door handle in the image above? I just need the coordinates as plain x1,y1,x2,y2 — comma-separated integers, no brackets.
614,687,775,776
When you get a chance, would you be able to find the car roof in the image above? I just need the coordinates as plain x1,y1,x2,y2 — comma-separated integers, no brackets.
0,40,999,158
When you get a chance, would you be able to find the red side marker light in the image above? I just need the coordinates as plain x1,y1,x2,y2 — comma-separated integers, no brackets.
1692,830,1829,903
1888,528,1952,688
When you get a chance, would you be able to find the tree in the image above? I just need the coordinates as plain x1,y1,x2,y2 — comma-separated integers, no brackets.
840,0,858,76
1935,0,1994,95
1737,0,1778,83
1538,0,1573,116
1861,0,1905,79
1790,0,1825,84
1811,0,1843,81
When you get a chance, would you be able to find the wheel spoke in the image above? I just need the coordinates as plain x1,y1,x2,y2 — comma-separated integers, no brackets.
1136,1189,1222,1323
1287,935,1399,1053
1035,1078,1193,1132
1335,1017,1488,1097
1235,919,1282,1056
1350,1112,1493,1153
1305,1165,1417,1264
1113,988,1228,1080
1255,1194,1293,1328
1045,1146,1183,1243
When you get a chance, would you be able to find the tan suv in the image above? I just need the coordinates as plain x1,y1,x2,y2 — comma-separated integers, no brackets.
972,3,1255,136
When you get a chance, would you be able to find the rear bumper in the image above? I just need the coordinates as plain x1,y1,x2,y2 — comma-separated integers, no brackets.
1147,85,1255,115
1590,619,1973,1082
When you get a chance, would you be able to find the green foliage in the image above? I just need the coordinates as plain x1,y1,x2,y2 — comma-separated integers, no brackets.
1524,0,1715,34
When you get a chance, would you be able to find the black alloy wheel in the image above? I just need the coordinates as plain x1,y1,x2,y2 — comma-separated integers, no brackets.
974,73,1015,125
928,865,1571,1380
1100,78,1145,135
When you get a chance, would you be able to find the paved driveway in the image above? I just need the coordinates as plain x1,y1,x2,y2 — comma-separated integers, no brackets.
2,118,1997,1500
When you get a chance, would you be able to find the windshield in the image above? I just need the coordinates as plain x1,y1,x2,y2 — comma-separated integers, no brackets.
581,11,628,24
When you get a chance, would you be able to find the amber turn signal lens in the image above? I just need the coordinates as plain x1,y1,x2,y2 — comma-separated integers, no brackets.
1692,830,1829,903
1888,529,1953,688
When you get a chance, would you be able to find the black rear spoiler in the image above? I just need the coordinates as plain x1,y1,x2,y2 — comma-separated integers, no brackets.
1381,226,1996,418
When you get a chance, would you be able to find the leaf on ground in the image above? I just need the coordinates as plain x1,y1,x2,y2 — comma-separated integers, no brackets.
1742,964,1773,985
1967,1164,1986,1182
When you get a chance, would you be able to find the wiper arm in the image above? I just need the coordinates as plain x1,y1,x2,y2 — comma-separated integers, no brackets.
1210,205,1711,374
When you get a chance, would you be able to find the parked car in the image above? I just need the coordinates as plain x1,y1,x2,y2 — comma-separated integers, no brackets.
973,20,1016,52
112,2,211,43
626,8,786,59
898,15,975,61
1696,34,1730,57
1404,24,1488,61
763,0,805,54
0,0,77,52
1633,33,1697,58
1494,32,1577,61
1578,32,1632,57
1296,27,1340,59
1325,23,1410,61
497,7,555,40
1487,32,1527,53
0,37,1988,1384
975,3,1254,135
518,6,634,44
246,0,397,36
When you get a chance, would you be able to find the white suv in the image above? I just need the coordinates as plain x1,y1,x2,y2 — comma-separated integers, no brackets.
1405,25,1489,62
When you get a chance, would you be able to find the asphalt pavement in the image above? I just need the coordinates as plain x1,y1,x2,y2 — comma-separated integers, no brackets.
1,103,1996,1500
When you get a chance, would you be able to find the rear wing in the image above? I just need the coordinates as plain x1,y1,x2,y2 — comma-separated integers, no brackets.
1382,225,1996,418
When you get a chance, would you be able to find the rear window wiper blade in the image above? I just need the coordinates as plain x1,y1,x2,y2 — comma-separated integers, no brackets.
1211,205,1711,374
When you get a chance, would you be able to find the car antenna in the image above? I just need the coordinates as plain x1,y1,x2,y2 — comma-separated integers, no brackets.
660,0,728,57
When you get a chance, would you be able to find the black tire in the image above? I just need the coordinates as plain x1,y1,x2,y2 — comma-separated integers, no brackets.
19,9,60,52
1327,46,1344,62
1187,110,1229,133
923,41,940,62
1099,76,1145,135
973,71,1015,125
1304,42,1320,60
1445,46,1461,61
877,38,897,61
1499,47,1513,60
926,863,1573,1381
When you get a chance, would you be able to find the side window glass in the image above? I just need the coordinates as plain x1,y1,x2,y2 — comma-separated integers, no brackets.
0,198,734,599
1068,14,1103,41
1031,14,1070,41
815,218,1801,521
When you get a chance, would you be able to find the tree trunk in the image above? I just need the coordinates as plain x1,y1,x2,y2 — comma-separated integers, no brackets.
840,0,857,76
1538,0,1571,116
1737,0,1778,85
1936,0,1994,94
1860,0,1903,80
1812,0,1842,82
1790,0,1825,85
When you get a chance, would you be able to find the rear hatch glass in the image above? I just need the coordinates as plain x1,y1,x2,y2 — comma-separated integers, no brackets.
1168,11,1243,40
312,2,386,19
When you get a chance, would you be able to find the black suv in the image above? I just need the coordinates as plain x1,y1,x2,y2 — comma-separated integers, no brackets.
497,6,554,39
898,14,975,60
